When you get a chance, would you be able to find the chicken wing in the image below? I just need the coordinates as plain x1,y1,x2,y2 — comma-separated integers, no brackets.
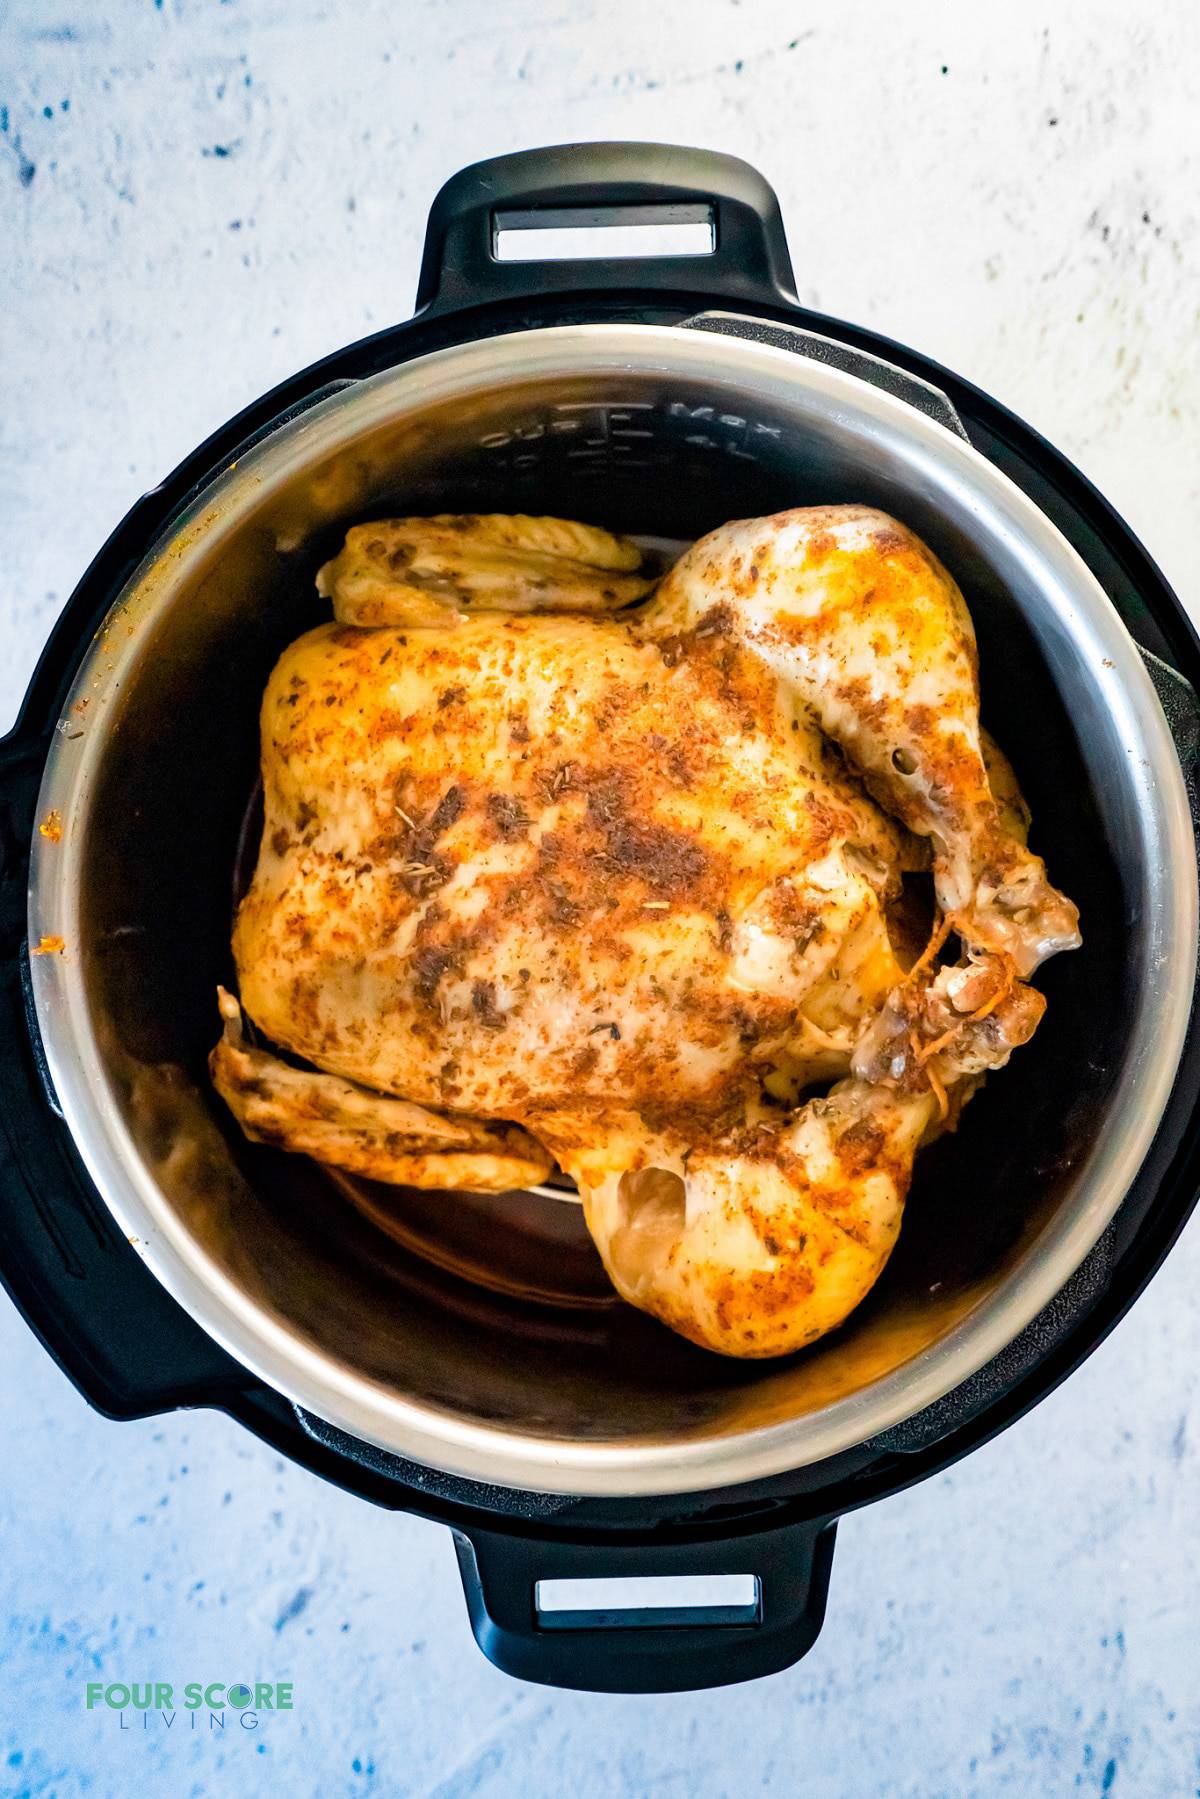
317,513,656,628
211,987,552,1191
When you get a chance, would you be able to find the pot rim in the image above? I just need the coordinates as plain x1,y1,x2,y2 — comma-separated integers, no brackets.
27,322,1198,1496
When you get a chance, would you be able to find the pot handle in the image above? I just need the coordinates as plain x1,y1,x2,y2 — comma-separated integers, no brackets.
414,142,797,318
452,1516,836,1692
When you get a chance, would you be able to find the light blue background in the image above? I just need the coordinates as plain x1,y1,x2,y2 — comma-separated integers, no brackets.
3,2,1198,1793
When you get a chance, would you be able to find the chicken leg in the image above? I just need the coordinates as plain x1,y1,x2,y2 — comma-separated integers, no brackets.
641,505,1081,975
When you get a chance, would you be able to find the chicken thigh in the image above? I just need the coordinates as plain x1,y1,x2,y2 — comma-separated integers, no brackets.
214,508,1079,1356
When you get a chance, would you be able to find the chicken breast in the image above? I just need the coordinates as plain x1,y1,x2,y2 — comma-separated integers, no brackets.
232,612,908,1116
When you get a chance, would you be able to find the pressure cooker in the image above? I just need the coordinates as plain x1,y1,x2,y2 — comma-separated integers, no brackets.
3,143,1199,1692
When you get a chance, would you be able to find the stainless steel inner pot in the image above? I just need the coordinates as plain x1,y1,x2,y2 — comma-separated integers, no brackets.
27,323,1197,1496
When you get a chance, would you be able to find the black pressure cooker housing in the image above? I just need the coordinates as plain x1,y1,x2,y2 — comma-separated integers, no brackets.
2,145,1199,1693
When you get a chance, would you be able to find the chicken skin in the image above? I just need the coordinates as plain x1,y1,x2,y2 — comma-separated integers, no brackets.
213,508,1079,1356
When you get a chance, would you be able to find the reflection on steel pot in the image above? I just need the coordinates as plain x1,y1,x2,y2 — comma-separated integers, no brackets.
3,144,1199,1693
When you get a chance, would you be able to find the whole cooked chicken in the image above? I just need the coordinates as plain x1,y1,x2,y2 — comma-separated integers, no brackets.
213,507,1080,1356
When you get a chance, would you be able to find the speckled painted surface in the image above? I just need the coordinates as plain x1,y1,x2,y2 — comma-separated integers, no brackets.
2,2,1199,1794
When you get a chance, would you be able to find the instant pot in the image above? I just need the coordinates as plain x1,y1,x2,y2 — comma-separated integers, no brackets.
3,144,1199,1693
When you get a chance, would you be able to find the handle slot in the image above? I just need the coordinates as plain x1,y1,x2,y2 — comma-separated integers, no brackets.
494,205,715,264
535,1573,760,1631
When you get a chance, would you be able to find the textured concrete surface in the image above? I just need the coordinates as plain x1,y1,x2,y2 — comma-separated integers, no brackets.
2,2,1199,1794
